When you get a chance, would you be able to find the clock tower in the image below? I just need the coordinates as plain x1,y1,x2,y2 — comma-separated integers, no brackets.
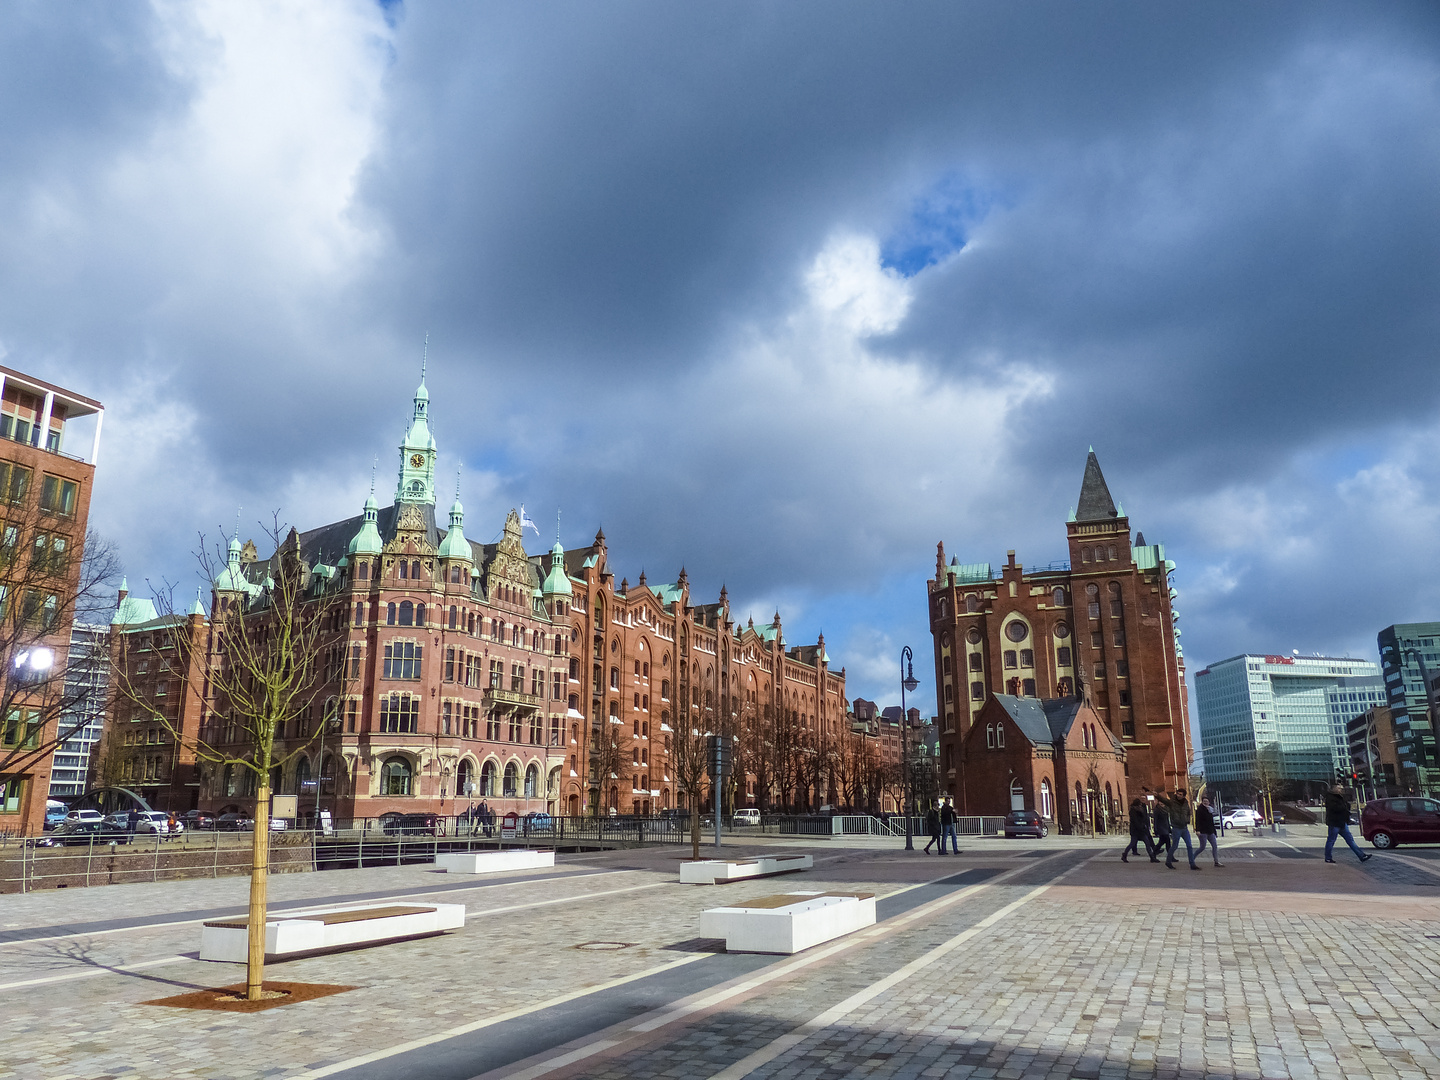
396,359,437,505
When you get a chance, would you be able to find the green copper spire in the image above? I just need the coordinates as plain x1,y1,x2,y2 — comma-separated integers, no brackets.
189,587,206,617
437,469,471,561
349,472,384,556
542,536,573,597
396,336,437,505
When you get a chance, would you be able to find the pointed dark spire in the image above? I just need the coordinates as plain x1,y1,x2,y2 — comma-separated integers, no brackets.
594,525,605,545
1075,449,1119,522
638,569,647,587
619,577,628,595
1135,531,1146,546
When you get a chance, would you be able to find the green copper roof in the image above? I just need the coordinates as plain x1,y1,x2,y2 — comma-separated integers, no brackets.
189,588,206,617
113,593,158,625
542,540,573,596
349,493,384,556
950,562,992,584
1132,543,1165,570
437,496,471,560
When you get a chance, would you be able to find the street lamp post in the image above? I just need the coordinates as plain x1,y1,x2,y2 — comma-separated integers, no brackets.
900,646,919,852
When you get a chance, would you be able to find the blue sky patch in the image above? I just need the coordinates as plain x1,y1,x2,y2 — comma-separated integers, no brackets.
880,174,1011,278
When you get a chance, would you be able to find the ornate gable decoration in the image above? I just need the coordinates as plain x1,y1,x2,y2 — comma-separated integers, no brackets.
486,510,533,593
386,503,436,557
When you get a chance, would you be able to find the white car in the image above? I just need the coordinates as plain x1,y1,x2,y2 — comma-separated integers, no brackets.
1221,808,1264,829
132,811,171,836
733,808,761,826
64,809,102,825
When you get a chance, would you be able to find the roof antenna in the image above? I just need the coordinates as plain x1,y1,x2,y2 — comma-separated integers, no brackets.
370,457,377,495
556,508,562,544
421,332,428,383
234,507,241,541
456,461,463,500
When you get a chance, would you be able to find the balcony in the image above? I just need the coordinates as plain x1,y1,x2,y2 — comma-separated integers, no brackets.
484,687,542,712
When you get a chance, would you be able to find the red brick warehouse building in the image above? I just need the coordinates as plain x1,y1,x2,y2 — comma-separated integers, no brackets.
927,451,1190,815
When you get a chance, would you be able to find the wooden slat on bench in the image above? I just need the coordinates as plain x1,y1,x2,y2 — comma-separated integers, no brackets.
201,905,436,930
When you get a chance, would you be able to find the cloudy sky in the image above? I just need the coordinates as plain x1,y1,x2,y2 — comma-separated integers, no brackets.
3,2,1438,718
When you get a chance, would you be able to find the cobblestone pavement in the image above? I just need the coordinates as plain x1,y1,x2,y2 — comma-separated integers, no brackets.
3,830,1440,1079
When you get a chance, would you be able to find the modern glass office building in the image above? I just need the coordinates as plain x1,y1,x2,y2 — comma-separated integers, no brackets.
1195,653,1379,785
47,623,110,799
1377,623,1440,789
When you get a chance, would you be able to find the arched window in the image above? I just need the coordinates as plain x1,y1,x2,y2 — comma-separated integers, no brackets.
223,763,236,796
355,601,365,625
568,693,578,712
1053,587,1067,607
398,561,408,580
524,763,540,797
611,638,620,654
1010,778,1024,812
942,655,952,674
415,603,425,626
996,724,1005,748
1040,779,1053,819
1081,548,1091,563
387,602,397,625
937,597,949,618
468,613,476,634
411,560,421,579
965,594,979,613
358,562,369,581
449,605,458,630
1107,546,1116,561
381,757,413,796
503,762,520,798
295,756,312,791
479,760,497,796
399,601,414,626
944,684,953,702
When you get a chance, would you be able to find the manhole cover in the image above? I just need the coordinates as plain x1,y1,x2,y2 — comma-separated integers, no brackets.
575,941,635,951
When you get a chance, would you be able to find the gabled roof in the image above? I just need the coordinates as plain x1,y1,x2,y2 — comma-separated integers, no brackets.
992,694,1087,746
1075,450,1119,523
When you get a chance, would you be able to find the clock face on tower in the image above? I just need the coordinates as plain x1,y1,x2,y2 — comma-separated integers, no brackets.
410,454,425,468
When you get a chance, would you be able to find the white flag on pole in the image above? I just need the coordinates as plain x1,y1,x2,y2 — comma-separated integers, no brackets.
519,505,540,535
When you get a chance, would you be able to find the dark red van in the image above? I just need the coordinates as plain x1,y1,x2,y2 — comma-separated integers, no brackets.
1360,797,1440,849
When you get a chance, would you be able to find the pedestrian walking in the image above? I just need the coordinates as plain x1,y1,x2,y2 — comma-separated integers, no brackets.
940,799,959,854
1193,795,1223,867
1147,793,1171,862
1121,797,1158,863
1160,790,1200,870
923,804,941,854
1324,783,1371,863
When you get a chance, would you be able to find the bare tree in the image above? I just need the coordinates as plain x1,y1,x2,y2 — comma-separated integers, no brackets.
0,517,119,799
670,684,712,860
113,518,349,1001
588,718,623,815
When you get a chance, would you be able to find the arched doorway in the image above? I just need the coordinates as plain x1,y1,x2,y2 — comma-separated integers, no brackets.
1009,779,1024,812
480,760,497,797
380,757,413,797
503,762,520,798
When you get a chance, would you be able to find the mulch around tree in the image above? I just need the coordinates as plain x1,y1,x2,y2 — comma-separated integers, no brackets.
142,981,356,1013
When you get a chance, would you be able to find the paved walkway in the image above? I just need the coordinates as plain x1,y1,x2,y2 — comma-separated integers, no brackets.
2,830,1439,1079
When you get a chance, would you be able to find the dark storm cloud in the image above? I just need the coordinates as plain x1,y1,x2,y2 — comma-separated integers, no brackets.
0,1,1435,703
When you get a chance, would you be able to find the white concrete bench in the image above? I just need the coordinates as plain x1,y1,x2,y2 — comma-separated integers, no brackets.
199,903,465,962
700,890,875,954
680,854,813,884
435,849,555,874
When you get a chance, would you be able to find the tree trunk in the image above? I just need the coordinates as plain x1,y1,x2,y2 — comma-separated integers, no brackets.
247,784,271,1001
690,802,700,862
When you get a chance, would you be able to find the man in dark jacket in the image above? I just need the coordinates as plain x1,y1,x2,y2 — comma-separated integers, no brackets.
1159,791,1199,870
1148,793,1171,861
939,800,959,854
1193,795,1222,867
923,805,941,854
1121,797,1157,863
1324,784,1371,863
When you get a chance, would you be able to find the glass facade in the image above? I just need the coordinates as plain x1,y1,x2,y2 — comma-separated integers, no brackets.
1195,653,1378,784
1377,623,1440,786
47,623,110,798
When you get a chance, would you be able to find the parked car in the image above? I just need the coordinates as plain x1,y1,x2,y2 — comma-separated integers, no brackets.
132,811,171,836
216,813,254,831
1362,797,1440,849
733,808,761,826
35,820,133,847
382,813,442,837
523,812,554,831
184,810,217,831
1221,808,1264,830
44,805,68,831
63,809,103,825
103,811,134,831
1003,809,1048,838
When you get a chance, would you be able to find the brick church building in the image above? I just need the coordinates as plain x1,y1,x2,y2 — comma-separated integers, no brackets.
928,451,1189,822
